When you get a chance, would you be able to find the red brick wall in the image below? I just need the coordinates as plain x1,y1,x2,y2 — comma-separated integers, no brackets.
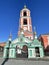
39,35,48,49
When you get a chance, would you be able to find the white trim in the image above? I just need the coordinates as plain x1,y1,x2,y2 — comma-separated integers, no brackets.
19,25,31,27
20,16,31,18
28,18,30,31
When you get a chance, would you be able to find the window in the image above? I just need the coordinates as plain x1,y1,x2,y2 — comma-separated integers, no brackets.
30,50,32,56
11,50,13,56
23,11,27,16
23,19,27,25
0,46,3,52
35,47,40,57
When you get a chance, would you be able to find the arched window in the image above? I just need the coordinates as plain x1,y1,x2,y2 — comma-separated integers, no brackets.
23,11,27,16
23,19,27,25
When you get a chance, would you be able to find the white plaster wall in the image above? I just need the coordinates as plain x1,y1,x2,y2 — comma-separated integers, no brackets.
39,48,44,58
3,48,7,58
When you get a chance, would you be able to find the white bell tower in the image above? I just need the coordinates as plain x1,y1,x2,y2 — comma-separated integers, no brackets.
18,5,33,40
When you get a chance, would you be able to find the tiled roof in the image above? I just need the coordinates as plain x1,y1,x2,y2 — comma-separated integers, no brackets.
0,42,6,47
39,33,49,36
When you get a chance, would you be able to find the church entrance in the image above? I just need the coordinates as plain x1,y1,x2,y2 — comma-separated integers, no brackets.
22,45,28,58
16,45,28,58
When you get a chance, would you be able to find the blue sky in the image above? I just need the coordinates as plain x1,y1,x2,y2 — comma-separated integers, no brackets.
0,0,49,42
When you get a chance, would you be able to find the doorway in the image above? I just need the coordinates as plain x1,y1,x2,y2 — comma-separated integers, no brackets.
35,47,40,57
22,45,28,58
16,45,28,58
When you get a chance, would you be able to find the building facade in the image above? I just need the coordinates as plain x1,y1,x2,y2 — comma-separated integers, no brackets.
39,34,49,56
3,6,44,59
0,42,5,57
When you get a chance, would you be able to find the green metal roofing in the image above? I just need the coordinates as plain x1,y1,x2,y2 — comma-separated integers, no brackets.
4,33,43,49
32,39,41,45
12,34,32,44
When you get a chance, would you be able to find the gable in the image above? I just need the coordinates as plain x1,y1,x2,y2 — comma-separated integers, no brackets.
32,39,41,46
12,36,32,44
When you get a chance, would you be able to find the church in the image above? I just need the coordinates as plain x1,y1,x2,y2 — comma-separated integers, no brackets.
3,5,44,58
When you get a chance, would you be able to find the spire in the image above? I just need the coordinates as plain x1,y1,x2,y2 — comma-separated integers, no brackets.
24,5,26,8
34,26,37,39
8,32,12,41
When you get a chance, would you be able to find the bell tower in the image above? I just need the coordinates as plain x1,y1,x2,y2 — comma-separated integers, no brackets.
18,5,33,40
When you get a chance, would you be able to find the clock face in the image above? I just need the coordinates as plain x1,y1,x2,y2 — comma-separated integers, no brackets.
23,27,27,30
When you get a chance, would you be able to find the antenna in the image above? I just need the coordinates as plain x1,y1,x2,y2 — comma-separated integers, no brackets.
9,31,12,38
34,26,36,35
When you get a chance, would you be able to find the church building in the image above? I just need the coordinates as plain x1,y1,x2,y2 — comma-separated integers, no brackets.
3,6,44,59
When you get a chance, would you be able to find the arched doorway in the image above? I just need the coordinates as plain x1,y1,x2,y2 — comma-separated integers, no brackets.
22,45,28,58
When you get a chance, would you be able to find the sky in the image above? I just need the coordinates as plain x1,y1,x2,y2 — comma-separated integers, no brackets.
0,0,49,42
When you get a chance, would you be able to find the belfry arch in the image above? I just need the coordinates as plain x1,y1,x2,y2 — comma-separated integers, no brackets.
23,11,27,16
